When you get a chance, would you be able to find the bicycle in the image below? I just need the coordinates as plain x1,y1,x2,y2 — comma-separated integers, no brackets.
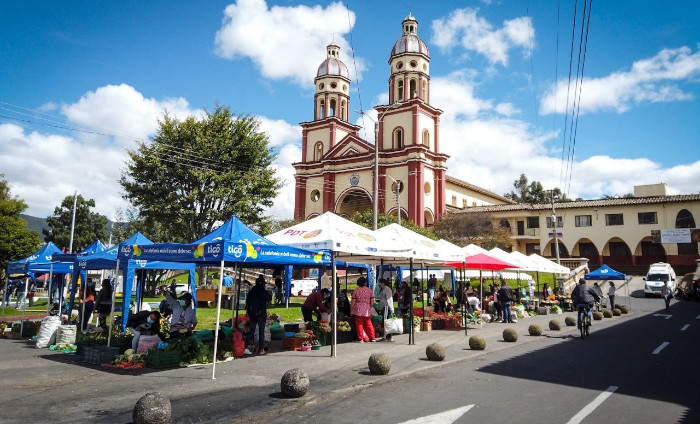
577,304,592,339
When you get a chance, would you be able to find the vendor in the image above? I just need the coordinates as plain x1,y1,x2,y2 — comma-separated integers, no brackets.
127,310,161,351
160,287,197,339
94,279,113,329
301,288,330,322
433,287,454,313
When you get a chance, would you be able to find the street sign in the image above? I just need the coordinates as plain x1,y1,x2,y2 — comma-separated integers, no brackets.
549,232,562,237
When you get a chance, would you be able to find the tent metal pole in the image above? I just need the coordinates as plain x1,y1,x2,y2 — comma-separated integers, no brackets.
232,264,238,321
409,258,414,345
464,264,468,336
331,252,337,358
234,266,243,328
479,270,483,331
421,263,425,327
1,276,8,318
47,263,54,315
212,259,225,380
107,258,119,347
20,276,28,336
80,272,88,331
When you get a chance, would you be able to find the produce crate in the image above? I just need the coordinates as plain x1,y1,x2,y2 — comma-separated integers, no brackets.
283,323,300,333
82,345,119,365
538,307,550,315
420,321,432,331
145,350,182,369
316,332,329,346
282,337,306,351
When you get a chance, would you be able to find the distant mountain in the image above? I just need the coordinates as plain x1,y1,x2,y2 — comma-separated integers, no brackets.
20,214,49,236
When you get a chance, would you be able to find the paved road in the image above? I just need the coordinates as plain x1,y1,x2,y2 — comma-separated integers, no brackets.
1,276,697,423
269,277,700,424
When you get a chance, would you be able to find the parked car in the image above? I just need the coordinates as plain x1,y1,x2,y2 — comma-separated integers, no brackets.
643,262,677,297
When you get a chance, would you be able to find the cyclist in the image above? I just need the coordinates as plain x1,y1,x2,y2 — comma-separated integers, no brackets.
571,279,600,329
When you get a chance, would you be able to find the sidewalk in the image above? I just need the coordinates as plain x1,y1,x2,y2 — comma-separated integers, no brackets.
0,302,633,423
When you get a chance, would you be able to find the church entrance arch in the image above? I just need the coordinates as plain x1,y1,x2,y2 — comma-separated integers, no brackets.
335,187,372,219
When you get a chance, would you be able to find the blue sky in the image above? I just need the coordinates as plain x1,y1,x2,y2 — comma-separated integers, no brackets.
1,0,698,221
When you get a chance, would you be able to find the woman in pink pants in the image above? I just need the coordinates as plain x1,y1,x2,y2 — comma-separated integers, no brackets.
351,277,376,342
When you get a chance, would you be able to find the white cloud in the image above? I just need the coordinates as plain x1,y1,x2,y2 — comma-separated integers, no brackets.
214,0,365,86
540,46,700,115
258,117,301,148
431,8,534,66
62,83,198,145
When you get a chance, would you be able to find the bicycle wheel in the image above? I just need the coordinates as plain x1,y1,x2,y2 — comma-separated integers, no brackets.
580,319,586,339
585,316,591,337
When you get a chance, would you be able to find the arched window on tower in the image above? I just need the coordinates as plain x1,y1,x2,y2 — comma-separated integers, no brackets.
318,99,325,119
329,99,336,117
422,79,427,101
397,80,404,102
341,99,347,121
410,79,417,99
314,142,323,161
394,129,403,150
422,129,430,148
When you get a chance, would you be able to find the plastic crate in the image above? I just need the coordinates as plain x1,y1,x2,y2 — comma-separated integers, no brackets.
282,337,305,350
145,350,182,369
283,323,300,332
82,345,119,365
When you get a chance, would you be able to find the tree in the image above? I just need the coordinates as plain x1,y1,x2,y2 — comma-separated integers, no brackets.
120,105,282,242
43,195,108,251
433,211,512,250
350,211,438,240
504,174,570,203
0,175,41,279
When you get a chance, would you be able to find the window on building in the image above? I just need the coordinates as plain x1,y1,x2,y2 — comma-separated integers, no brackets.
318,99,325,119
397,80,404,101
638,212,658,225
525,243,540,255
410,79,417,99
422,129,430,147
394,129,403,150
676,209,696,228
310,190,320,202
451,195,457,206
546,216,564,228
314,143,323,161
606,213,624,226
575,215,592,227
526,217,539,228
329,99,336,117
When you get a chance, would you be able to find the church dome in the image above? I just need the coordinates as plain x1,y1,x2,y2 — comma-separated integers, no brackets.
316,43,350,79
390,13,429,59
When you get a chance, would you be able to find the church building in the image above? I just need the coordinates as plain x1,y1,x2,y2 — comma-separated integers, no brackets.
293,14,510,227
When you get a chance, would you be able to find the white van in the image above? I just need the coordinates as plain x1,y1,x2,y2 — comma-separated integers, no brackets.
643,262,677,297
290,279,319,296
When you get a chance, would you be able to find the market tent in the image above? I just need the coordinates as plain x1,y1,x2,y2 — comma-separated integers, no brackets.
71,232,197,331
376,224,463,263
584,264,627,280
509,251,547,272
463,244,488,256
7,242,64,275
528,254,570,274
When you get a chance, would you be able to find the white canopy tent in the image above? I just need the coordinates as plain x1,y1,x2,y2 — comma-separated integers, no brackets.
463,244,488,256
376,224,463,263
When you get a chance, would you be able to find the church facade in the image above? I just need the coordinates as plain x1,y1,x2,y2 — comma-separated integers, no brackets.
293,14,509,227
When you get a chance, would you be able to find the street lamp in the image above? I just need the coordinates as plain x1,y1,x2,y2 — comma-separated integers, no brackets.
356,103,400,230
381,174,402,226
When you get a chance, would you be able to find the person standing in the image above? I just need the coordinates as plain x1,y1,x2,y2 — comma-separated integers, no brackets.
94,279,113,329
80,279,97,331
378,279,394,341
607,281,616,310
592,282,603,311
427,274,437,304
245,275,271,355
273,268,284,305
351,277,376,342
497,280,514,323
661,281,672,312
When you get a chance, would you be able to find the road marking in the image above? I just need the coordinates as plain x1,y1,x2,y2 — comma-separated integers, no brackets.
681,324,689,331
566,386,618,424
397,404,475,424
653,314,672,319
652,342,670,355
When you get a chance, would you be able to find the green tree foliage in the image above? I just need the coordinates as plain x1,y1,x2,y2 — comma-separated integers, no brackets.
43,195,108,251
350,210,438,240
0,175,41,279
433,211,512,250
120,105,282,242
504,174,570,203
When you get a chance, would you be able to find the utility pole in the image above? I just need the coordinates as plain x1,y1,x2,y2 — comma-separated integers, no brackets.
68,191,78,253
382,174,402,226
550,190,561,292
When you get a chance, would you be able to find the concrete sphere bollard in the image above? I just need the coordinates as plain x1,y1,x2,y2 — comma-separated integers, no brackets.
133,392,172,424
528,324,542,336
619,306,629,314
592,312,604,320
612,308,622,316
281,368,310,398
503,328,518,342
565,316,577,327
468,336,486,350
603,310,613,318
368,352,391,375
549,320,561,331
425,343,446,361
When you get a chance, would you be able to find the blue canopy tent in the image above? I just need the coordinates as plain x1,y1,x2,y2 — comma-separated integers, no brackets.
117,216,333,379
69,233,196,332
584,264,627,280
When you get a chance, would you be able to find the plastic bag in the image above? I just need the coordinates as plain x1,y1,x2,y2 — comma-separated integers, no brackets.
55,325,77,345
36,316,61,348
384,317,403,336
136,335,160,354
